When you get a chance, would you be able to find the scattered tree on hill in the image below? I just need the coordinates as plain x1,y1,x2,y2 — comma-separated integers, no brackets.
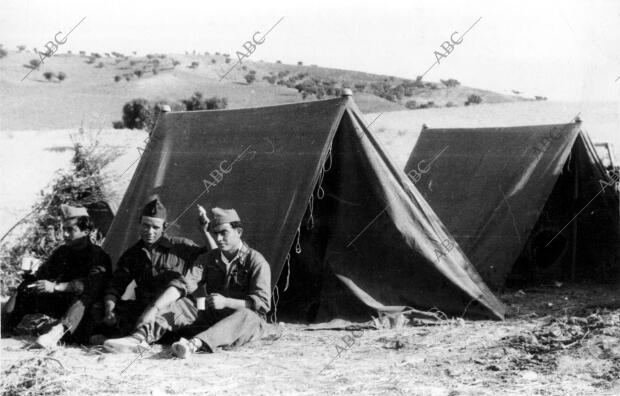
211,59,216,64
172,60,181,67
133,69,143,78
225,58,231,64
180,92,228,111
244,72,256,84
114,75,122,82
354,83,366,92
204,96,228,110
0,46,7,59
440,78,460,88
297,61,303,66
122,99,153,129
263,75,277,84
405,100,417,109
276,60,282,64
27,59,40,69
57,72,66,81
17,45,26,52
189,61,199,69
465,94,482,106
96,62,104,68
43,71,54,81
79,51,86,56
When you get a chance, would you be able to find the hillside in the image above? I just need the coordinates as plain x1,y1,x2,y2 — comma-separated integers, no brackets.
0,50,527,130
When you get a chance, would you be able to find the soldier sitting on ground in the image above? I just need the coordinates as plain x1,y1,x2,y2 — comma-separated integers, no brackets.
96,198,216,348
2,205,112,348
103,208,271,358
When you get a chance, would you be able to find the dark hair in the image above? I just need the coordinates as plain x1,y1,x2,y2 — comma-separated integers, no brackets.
75,216,94,232
230,221,243,230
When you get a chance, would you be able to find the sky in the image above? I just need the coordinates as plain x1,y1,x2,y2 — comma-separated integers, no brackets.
1,0,620,102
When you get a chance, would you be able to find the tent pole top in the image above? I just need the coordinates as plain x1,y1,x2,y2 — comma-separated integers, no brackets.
574,115,582,123
341,88,353,97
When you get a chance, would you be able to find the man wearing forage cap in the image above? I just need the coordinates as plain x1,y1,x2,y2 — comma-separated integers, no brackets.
2,204,112,348
101,198,216,352
105,207,271,358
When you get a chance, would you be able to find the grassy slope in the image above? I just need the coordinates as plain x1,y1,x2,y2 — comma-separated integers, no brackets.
0,50,525,131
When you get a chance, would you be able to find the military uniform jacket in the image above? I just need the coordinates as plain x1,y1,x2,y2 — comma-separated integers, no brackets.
105,235,205,306
201,242,271,315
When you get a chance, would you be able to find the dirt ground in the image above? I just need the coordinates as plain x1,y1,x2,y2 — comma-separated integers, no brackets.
1,283,619,396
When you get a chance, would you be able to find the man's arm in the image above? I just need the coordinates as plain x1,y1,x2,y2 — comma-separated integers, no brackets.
102,253,134,323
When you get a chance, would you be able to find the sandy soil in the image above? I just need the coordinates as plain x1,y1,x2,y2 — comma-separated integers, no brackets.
1,284,619,396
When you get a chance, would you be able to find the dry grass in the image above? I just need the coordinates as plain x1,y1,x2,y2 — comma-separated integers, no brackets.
2,284,619,395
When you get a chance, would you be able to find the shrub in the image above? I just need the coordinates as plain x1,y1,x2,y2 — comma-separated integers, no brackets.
180,92,228,111
129,60,138,66
276,60,282,64
297,61,303,66
204,96,228,110
79,51,86,56
465,94,482,106
440,78,460,88
57,72,66,81
0,128,118,295
43,71,54,81
244,73,256,84
112,120,124,129
24,59,40,70
152,68,158,75
182,92,206,111
241,65,247,71
225,58,231,64
190,61,199,69
263,75,277,84
445,101,455,107
134,69,143,77
215,52,220,56
96,62,104,68
172,60,181,67
122,98,153,129
86,57,96,64
405,100,417,109
114,75,122,82
17,45,26,52
0,46,7,59
354,83,366,92
211,59,216,64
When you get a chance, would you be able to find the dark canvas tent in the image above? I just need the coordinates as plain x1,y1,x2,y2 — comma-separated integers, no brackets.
405,121,620,289
103,94,505,320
